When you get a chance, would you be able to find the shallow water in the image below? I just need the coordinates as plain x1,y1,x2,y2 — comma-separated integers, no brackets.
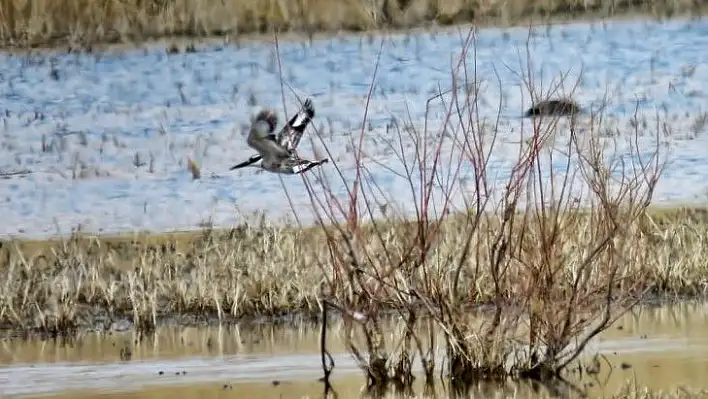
50,379,547,399
1,17,708,237
2,302,708,398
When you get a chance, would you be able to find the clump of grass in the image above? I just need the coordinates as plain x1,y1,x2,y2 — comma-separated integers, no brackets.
0,0,705,49
187,157,200,179
0,218,323,337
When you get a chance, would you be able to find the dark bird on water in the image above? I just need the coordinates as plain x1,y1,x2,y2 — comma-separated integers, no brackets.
524,99,582,118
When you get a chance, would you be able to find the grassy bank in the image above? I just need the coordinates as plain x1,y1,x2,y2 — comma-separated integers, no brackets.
0,0,706,50
0,205,706,337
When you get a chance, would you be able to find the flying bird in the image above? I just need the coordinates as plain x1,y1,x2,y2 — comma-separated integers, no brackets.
230,98,328,174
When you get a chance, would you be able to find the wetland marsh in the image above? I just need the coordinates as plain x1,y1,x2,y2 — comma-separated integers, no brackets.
2,7,708,398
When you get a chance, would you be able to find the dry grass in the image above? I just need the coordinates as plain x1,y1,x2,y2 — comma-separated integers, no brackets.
0,0,706,49
0,205,706,338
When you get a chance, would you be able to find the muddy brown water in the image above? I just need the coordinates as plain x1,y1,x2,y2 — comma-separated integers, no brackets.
2,302,708,398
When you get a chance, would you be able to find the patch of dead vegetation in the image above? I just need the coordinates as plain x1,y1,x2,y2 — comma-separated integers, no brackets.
0,0,706,49
0,204,706,338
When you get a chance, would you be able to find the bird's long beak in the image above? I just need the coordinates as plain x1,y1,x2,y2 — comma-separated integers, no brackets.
230,155,262,170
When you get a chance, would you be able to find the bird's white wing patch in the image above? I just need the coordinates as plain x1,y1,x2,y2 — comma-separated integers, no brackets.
278,99,315,152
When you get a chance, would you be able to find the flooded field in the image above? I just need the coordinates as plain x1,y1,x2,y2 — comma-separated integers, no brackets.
2,17,708,237
2,14,708,398
2,302,708,398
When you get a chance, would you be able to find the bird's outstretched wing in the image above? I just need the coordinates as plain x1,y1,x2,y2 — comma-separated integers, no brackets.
279,156,329,174
247,109,291,160
277,98,315,153
249,109,279,143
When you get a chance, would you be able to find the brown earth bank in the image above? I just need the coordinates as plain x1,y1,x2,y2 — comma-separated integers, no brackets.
0,0,707,51
1,205,707,338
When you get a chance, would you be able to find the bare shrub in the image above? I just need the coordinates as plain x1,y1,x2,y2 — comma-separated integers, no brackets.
297,26,665,394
